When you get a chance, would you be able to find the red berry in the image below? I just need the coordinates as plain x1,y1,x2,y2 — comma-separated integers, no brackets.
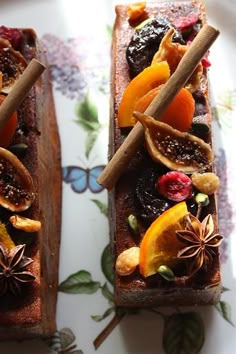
156,171,192,202
173,13,199,30
0,26,22,49
201,56,211,68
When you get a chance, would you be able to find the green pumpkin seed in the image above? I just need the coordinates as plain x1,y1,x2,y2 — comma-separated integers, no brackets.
157,265,175,281
127,214,140,235
195,193,210,206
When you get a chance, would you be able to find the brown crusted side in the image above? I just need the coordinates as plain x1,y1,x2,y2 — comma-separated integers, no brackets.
0,30,61,339
109,1,221,307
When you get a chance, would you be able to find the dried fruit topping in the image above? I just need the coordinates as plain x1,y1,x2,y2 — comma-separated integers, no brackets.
115,246,140,276
152,28,203,92
134,111,213,174
0,26,22,50
135,86,195,131
135,167,172,224
176,213,223,275
118,61,170,127
191,172,220,195
201,55,211,68
193,91,208,116
0,38,27,94
172,13,199,30
156,171,192,202
9,215,41,233
139,202,188,278
126,17,184,78
0,147,35,212
191,120,210,137
0,244,35,296
0,221,15,249
0,94,18,148
127,2,148,27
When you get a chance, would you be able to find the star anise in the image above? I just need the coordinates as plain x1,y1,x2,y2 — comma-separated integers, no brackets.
176,213,223,275
0,244,35,296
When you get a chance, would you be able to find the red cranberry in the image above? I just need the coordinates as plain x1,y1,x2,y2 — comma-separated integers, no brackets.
201,56,211,68
0,26,22,49
173,13,199,30
156,171,192,202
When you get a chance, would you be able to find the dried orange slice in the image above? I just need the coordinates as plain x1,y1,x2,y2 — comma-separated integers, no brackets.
139,201,188,277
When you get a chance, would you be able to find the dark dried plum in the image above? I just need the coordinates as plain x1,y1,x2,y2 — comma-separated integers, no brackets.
135,166,173,225
126,17,184,78
193,90,207,116
135,166,198,225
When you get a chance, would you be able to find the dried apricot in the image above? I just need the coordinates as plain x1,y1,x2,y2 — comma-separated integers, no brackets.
135,86,195,131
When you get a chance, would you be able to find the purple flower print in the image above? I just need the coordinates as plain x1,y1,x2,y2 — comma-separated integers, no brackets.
41,33,110,100
215,148,234,263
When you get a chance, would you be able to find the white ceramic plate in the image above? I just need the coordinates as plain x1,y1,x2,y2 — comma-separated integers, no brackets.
0,1,236,353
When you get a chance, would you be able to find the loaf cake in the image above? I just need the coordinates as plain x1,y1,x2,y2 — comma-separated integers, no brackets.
0,26,61,339
110,1,223,307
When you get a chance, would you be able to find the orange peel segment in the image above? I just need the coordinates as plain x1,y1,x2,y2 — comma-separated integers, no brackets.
151,28,203,92
117,61,170,127
139,201,188,278
135,86,195,132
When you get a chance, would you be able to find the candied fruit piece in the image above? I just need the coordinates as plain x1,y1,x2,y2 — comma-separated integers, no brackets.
126,17,184,78
135,167,172,224
173,13,199,30
0,26,22,49
156,171,192,202
191,172,220,195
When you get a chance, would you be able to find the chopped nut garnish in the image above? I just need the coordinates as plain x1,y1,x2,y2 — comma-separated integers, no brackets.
9,214,41,232
115,246,140,276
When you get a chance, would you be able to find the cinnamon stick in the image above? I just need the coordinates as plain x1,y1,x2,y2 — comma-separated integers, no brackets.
97,24,220,190
0,58,46,129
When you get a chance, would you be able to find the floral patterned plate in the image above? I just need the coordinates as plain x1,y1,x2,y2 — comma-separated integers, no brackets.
1,0,236,353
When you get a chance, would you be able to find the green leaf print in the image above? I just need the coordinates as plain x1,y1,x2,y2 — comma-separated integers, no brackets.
101,244,114,285
215,301,235,326
101,282,114,303
91,199,108,216
75,94,101,157
106,24,112,39
85,131,99,158
91,307,115,322
214,89,236,128
221,286,230,293
75,94,99,126
59,270,101,294
163,312,205,354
